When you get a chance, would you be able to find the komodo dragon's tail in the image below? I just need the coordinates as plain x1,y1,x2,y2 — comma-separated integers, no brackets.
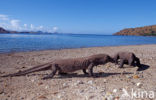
1,63,52,77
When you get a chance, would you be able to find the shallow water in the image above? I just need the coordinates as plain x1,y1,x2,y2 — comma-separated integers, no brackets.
0,33,156,53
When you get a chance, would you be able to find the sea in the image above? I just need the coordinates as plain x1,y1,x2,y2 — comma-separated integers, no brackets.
0,33,156,53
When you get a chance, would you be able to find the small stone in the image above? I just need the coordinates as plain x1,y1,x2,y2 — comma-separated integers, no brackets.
77,80,84,84
31,79,35,82
103,79,107,83
113,89,117,93
88,80,93,85
45,85,49,89
114,96,120,100
63,83,68,86
38,82,43,85
89,95,95,99
38,95,47,99
0,89,4,94
136,82,143,88
126,75,132,79
57,94,63,99
79,89,84,93
73,80,84,86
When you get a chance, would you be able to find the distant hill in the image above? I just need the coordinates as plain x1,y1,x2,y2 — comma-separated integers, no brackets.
114,25,156,36
0,27,53,34
0,27,10,33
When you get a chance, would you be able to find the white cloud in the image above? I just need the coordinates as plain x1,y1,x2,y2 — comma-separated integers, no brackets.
30,24,34,29
0,14,9,21
0,14,59,33
24,24,27,27
10,19,20,28
39,25,43,29
52,26,58,32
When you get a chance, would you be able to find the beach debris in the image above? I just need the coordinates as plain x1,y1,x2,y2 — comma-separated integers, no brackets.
136,82,143,88
133,75,139,79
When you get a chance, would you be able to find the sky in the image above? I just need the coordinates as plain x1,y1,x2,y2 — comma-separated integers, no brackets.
0,0,156,34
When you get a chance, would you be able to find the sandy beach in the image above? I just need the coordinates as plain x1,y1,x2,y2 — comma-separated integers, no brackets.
0,45,156,100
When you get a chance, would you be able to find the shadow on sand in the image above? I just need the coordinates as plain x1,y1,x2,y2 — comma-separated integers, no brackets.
137,64,150,71
52,72,133,79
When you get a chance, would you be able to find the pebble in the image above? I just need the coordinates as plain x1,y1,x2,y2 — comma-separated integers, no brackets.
104,92,115,100
38,95,47,99
73,80,84,86
103,79,107,83
88,80,93,85
126,75,132,79
45,85,49,89
0,89,4,94
136,82,143,88
113,89,117,93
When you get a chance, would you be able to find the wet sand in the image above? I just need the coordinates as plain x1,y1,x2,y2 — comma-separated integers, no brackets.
0,45,156,100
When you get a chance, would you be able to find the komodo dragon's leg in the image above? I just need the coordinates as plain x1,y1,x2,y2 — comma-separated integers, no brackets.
42,64,58,80
119,59,124,68
135,57,141,67
88,63,94,76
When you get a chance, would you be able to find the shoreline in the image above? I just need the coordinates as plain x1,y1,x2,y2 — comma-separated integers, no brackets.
1,44,156,54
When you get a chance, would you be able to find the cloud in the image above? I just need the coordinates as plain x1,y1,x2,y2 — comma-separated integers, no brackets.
10,19,20,28
0,14,9,21
24,24,27,27
30,24,34,29
0,14,59,33
52,26,58,32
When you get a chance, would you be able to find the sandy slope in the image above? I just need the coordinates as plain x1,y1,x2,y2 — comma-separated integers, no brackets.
0,45,156,100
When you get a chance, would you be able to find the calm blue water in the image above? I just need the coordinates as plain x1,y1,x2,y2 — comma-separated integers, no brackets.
0,33,156,53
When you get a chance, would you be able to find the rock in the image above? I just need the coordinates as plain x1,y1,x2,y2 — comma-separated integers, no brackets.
38,95,47,99
88,80,93,85
45,85,49,89
0,89,4,94
136,82,143,88
104,92,115,100
38,82,43,85
113,89,117,93
63,83,68,86
57,94,63,99
89,95,95,99
114,97,120,100
103,79,107,83
126,75,132,79
73,80,84,86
